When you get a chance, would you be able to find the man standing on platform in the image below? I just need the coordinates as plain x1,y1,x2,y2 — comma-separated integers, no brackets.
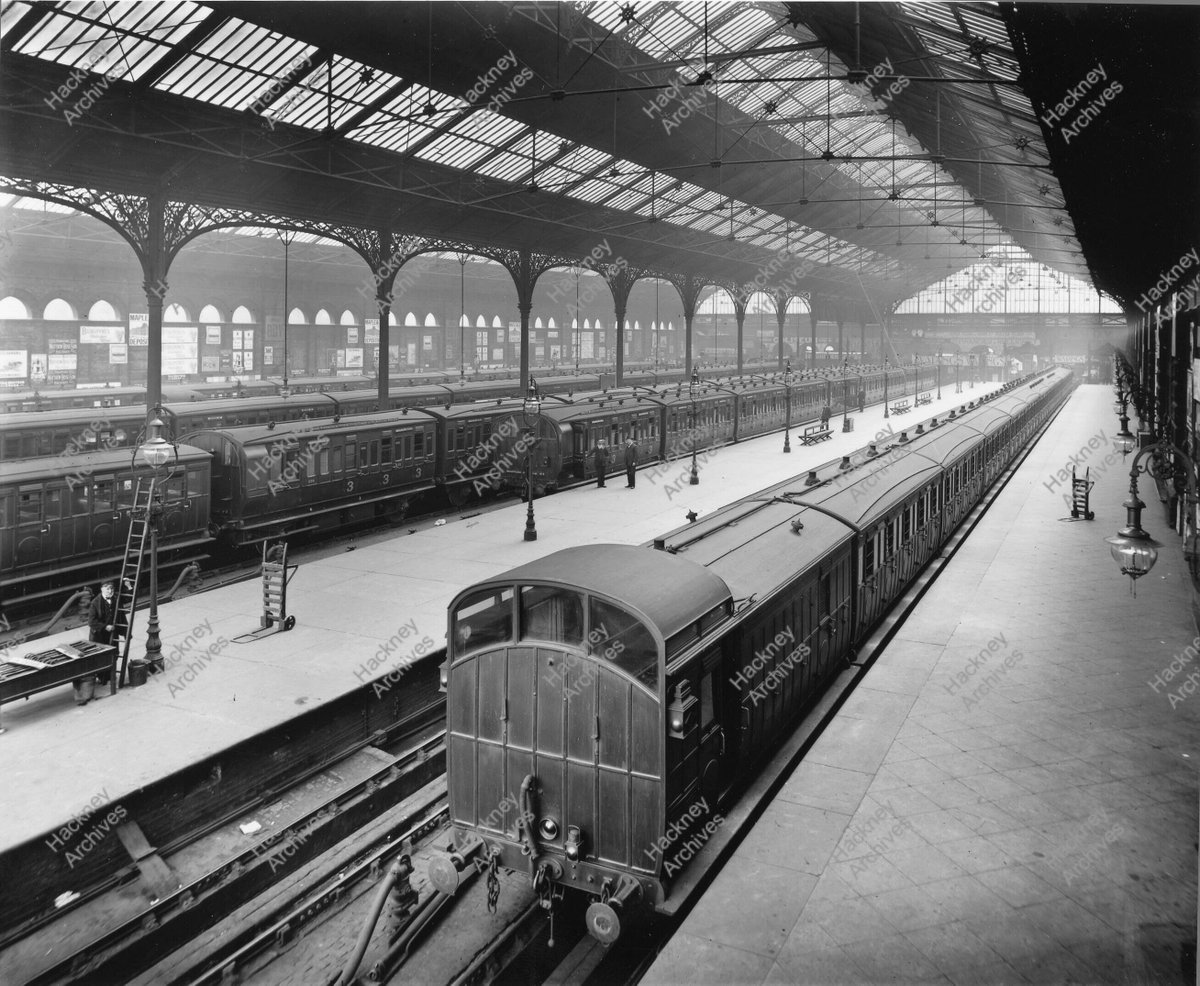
624,438,638,489
87,580,116,690
595,440,608,487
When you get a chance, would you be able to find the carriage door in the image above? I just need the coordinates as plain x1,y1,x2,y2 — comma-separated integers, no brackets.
697,647,729,803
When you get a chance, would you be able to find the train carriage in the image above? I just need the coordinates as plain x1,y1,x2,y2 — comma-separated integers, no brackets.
0,385,148,414
0,445,212,592
183,410,438,544
442,545,736,927
438,368,1076,943
417,399,534,504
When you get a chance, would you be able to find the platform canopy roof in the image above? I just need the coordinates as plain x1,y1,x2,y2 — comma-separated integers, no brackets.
1,2,1194,312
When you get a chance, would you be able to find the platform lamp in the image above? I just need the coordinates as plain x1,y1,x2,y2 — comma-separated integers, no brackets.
688,369,701,485
783,359,794,453
1106,439,1198,592
936,349,943,399
884,356,890,419
522,377,540,542
841,359,850,431
139,410,177,675
955,354,962,395
1114,386,1135,454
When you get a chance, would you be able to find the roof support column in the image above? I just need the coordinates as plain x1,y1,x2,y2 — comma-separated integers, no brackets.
837,319,845,362
732,288,749,377
860,320,867,363
600,263,646,388
667,273,704,379
809,308,819,370
141,191,167,421
773,291,789,371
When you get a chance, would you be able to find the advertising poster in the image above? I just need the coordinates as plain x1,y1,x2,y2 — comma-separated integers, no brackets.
242,351,254,371
232,330,244,350
423,335,432,351
508,322,520,343
201,355,220,372
109,344,128,365
162,342,198,375
265,315,283,340
0,350,26,378
30,353,47,382
48,339,78,385
219,349,232,371
163,326,197,344
364,319,379,344
129,313,148,346
492,348,504,361
243,329,254,348
264,346,274,364
205,325,222,345
232,352,244,372
80,325,125,344
406,343,417,365
347,326,359,345
345,348,364,369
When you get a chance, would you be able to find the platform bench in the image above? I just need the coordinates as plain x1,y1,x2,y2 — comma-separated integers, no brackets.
890,400,912,414
916,392,932,406
0,640,116,730
801,424,833,445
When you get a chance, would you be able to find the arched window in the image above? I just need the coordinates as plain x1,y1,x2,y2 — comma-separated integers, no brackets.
388,312,397,326
404,312,418,326
288,307,306,324
476,315,488,327
460,314,470,327
340,309,356,326
198,304,223,323
88,300,119,321
624,320,632,331
534,317,544,329
547,316,557,329
593,318,604,330
583,318,591,330
314,309,333,325
232,305,255,323
43,298,76,319
0,296,31,319
572,318,579,330
424,313,437,327
492,316,503,328
633,320,640,331
164,303,190,322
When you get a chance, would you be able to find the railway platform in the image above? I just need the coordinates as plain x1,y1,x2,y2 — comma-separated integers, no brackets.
0,382,997,855
643,384,1198,985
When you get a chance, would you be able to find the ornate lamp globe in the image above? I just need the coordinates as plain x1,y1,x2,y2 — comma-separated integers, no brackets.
1105,485,1161,585
140,415,172,468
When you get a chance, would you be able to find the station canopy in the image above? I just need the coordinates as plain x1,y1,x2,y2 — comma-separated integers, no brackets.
0,1,1132,311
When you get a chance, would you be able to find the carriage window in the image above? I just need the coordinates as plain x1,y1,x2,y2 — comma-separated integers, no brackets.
519,586,583,646
319,449,329,476
70,481,91,516
359,443,369,469
381,435,393,465
117,478,136,507
700,671,715,727
165,472,185,500
589,598,657,684
332,445,344,474
453,587,514,654
901,507,911,541
0,494,12,528
45,487,64,520
863,532,875,576
369,440,379,467
187,467,204,495
17,489,40,525
885,519,895,556
94,480,114,512
415,431,426,457
346,441,357,470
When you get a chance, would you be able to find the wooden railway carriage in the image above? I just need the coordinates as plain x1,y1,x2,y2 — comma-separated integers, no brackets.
440,368,1075,942
1,406,145,461
443,545,736,933
183,410,438,544
0,445,212,590
417,400,533,504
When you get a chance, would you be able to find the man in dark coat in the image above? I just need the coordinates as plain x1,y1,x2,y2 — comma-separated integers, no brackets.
88,581,116,687
624,438,638,488
594,440,608,487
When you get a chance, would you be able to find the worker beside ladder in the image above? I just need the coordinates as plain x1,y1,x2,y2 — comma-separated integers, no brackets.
112,476,161,687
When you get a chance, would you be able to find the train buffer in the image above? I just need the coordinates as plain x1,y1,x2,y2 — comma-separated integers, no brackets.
233,542,298,643
916,392,932,406
801,424,833,445
1070,466,1095,520
890,399,912,414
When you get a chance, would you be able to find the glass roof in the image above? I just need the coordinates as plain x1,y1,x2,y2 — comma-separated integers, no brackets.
2,0,1084,293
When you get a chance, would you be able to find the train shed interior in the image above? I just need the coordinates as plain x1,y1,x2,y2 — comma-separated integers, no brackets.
1,2,1198,985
